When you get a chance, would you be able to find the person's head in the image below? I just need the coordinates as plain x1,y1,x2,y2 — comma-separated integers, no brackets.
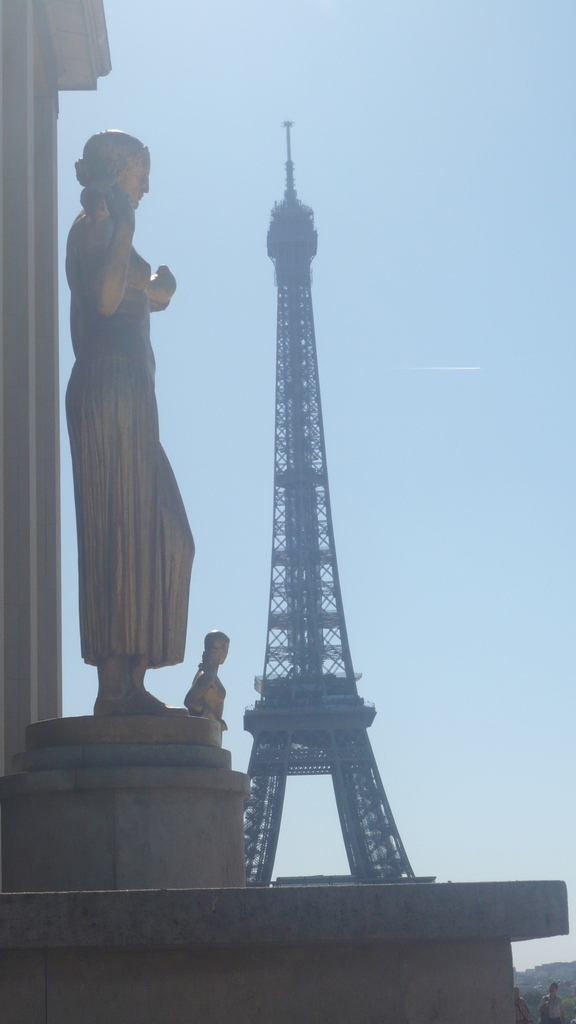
514,987,520,997
75,130,150,207
549,982,558,995
204,630,230,665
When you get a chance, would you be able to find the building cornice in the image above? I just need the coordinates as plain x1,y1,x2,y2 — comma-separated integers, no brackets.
41,0,111,91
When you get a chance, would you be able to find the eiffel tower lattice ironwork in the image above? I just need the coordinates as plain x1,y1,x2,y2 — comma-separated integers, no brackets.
244,124,416,887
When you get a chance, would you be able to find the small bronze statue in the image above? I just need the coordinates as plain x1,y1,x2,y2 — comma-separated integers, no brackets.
184,632,230,730
65,130,194,716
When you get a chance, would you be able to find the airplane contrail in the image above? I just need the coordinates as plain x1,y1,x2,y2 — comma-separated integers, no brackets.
403,366,481,371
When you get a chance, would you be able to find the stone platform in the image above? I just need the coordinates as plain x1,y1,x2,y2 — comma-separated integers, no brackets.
0,881,568,1024
0,716,249,891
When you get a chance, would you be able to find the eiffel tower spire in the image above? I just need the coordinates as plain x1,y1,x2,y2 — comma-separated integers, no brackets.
244,126,418,887
282,119,296,199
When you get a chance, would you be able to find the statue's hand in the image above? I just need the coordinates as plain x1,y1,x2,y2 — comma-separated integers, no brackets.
104,186,136,229
148,265,177,311
152,265,177,297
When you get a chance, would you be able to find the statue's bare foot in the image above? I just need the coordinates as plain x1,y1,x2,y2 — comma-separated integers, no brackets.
94,690,188,717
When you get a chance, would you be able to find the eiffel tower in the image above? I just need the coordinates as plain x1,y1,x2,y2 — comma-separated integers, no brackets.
244,125,424,887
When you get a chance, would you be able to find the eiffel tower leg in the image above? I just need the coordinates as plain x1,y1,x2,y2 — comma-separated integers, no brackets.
244,732,288,886
331,729,414,881
331,755,370,878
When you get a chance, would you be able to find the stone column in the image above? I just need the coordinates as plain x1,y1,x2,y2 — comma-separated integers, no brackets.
0,2,110,779
33,38,61,726
1,0,40,774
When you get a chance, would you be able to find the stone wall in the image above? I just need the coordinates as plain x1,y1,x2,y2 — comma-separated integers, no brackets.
0,881,567,1024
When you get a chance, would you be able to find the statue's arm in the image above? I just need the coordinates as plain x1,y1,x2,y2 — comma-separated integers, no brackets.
184,671,214,713
66,227,85,358
71,190,136,317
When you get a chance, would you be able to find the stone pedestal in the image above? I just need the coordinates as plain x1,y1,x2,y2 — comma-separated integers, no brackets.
0,716,249,891
0,881,568,1024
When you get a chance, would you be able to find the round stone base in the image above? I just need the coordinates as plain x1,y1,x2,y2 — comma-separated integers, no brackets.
13,741,231,773
25,714,222,750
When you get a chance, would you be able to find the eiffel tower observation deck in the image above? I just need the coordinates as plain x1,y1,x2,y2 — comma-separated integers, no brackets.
244,125,423,887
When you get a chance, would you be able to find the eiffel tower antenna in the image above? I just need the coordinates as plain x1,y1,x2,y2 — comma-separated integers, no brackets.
282,120,295,198
244,127,426,887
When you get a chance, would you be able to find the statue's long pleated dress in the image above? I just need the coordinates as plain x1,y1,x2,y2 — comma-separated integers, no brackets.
66,242,194,668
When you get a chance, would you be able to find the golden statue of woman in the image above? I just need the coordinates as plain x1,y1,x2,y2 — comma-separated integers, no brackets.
66,130,194,715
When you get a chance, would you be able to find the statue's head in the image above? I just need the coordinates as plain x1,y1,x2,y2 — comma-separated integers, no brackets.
75,130,150,208
204,630,230,666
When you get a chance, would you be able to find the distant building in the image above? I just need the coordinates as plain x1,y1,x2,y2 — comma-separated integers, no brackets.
515,962,576,989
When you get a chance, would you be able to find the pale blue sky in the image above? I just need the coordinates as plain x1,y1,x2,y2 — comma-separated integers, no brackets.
57,1,576,971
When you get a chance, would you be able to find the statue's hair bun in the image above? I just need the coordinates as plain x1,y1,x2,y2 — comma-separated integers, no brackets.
75,158,89,187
